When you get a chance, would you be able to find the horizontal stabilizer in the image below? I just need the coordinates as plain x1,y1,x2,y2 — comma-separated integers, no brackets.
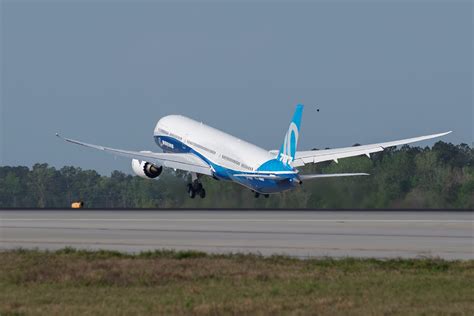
300,173,369,180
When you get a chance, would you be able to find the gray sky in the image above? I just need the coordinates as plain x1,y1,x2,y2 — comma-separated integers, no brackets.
1,0,472,175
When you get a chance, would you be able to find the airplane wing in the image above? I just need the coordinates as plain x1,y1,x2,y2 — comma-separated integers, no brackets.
56,134,213,176
292,131,452,167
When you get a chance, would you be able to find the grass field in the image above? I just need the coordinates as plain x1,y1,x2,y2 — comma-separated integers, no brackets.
0,248,473,315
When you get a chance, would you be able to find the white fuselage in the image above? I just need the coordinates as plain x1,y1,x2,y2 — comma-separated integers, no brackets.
154,115,275,172
153,115,300,194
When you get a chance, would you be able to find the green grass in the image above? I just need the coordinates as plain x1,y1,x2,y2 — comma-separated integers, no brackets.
1,248,473,315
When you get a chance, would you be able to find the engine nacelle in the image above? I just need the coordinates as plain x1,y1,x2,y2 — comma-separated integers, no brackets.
131,159,163,179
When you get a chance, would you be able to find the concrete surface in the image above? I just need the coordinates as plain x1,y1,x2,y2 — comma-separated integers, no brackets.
0,210,472,259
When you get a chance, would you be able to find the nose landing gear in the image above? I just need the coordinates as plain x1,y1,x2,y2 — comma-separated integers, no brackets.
252,190,269,198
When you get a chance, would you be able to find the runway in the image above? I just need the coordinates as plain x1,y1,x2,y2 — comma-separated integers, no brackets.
1,210,472,259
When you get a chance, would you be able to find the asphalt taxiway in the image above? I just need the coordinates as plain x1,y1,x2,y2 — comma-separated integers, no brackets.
0,210,472,259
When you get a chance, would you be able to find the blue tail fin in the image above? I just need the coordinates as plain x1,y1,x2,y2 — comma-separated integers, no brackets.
278,104,304,165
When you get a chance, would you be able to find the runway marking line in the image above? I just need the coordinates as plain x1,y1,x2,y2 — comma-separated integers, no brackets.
2,225,472,239
1,219,472,223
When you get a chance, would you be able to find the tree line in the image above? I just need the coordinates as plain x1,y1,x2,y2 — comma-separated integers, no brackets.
0,141,472,209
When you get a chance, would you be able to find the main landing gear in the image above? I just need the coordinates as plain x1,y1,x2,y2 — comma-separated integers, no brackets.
187,180,206,199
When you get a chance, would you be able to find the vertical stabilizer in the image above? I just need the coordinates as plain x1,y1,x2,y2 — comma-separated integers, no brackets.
278,104,304,165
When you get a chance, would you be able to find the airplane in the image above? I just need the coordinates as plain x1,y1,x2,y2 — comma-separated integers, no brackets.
57,104,451,199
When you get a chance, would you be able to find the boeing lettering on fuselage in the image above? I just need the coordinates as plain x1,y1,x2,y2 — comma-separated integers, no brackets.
57,104,451,199
160,139,175,150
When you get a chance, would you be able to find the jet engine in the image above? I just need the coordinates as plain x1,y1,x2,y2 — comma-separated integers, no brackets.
131,159,163,179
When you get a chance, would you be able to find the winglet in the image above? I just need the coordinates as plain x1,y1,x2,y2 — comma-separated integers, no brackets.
56,133,67,141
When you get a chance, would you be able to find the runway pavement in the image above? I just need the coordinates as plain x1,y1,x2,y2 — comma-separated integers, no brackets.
0,210,472,259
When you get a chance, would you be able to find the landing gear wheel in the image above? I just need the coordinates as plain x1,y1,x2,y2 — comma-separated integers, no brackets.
187,184,196,199
264,194,269,199
196,182,203,192
187,180,206,199
254,192,260,198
